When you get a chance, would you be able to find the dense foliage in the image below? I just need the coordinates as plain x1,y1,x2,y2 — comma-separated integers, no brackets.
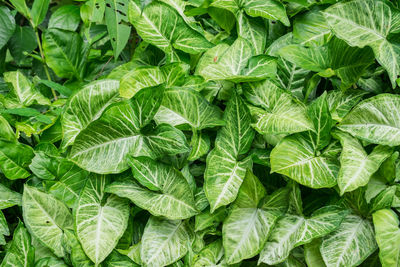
1,0,400,266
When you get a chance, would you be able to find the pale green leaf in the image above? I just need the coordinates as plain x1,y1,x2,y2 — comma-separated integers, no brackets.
61,79,120,148
259,206,348,265
22,185,73,257
128,0,212,61
0,222,34,267
338,94,400,146
3,70,50,106
192,240,225,267
154,87,224,130
320,214,377,267
223,172,288,264
243,79,314,135
270,132,339,188
333,131,393,195
373,209,400,267
140,217,194,267
106,158,198,219
196,38,276,82
75,174,130,265
324,0,400,87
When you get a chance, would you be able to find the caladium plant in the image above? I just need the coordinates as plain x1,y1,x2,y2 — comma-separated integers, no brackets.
2,0,400,266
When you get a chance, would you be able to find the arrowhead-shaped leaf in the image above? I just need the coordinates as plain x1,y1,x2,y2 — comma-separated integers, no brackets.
75,174,130,265
22,185,73,257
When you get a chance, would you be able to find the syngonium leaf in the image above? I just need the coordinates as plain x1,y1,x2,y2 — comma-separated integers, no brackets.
279,37,375,89
196,38,277,82
205,91,254,212
61,79,121,149
323,0,400,87
22,185,73,257
320,214,377,267
106,157,198,219
338,94,400,146
210,0,290,26
69,85,189,173
373,209,400,267
0,183,22,209
128,0,213,61
223,171,289,264
0,222,34,267
270,132,340,188
0,211,9,245
333,131,393,195
192,239,226,267
243,79,314,135
75,174,130,265
259,206,349,265
154,87,224,131
119,62,189,98
3,70,50,106
140,216,194,267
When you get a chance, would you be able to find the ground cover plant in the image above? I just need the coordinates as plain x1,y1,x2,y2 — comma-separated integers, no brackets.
1,0,400,266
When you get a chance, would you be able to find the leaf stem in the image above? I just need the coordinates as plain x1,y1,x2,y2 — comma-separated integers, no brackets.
33,24,57,101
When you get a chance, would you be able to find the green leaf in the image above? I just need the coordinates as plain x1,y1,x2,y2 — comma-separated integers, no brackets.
69,85,187,173
61,79,120,148
0,6,16,50
30,0,50,28
128,0,213,61
259,206,348,265
324,0,400,87
333,131,393,195
270,132,340,188
243,79,314,135
307,92,333,150
338,94,400,146
192,240,225,267
48,5,81,31
22,185,73,257
75,174,130,265
0,139,34,180
196,38,277,82
0,222,34,267
236,12,266,54
140,217,194,266
0,183,22,209
154,87,224,130
320,214,377,267
106,158,198,219
105,0,131,59
373,209,400,267
279,38,374,89
0,115,15,142
0,211,9,245
8,26,37,65
3,70,50,106
9,0,30,18
326,89,367,122
204,92,254,212
304,239,326,267
42,28,87,80
63,229,93,267
211,0,290,26
223,172,288,264
293,7,332,46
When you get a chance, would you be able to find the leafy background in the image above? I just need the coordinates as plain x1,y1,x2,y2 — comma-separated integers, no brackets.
1,0,400,266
